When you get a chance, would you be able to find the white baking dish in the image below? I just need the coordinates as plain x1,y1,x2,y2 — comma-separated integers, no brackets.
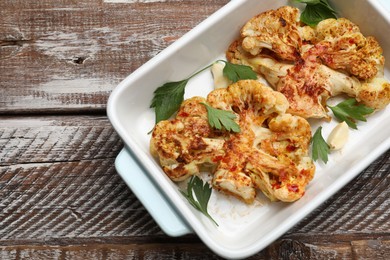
107,0,390,258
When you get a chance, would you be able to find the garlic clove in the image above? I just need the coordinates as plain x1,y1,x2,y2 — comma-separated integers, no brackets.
211,62,231,89
327,121,349,150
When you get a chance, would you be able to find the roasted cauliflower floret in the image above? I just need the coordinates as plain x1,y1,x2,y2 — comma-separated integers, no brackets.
358,79,390,110
240,6,305,61
212,121,257,203
315,18,384,80
151,80,315,203
247,113,314,202
150,97,226,181
227,41,332,118
315,18,360,40
227,9,390,118
208,81,314,203
207,79,288,117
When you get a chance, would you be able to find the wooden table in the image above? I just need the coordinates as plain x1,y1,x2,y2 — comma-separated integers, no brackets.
1,0,389,259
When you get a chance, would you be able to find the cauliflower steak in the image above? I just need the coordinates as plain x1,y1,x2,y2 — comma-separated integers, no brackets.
151,80,315,203
227,6,390,118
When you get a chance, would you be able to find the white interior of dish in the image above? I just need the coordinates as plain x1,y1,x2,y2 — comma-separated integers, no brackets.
107,0,390,258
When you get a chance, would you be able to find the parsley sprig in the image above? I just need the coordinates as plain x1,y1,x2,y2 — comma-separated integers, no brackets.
150,60,256,124
311,126,330,163
180,175,218,226
295,0,337,26
201,103,241,133
327,98,375,129
311,98,374,163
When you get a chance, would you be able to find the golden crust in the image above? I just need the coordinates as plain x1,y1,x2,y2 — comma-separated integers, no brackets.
315,19,384,80
239,6,314,61
207,79,289,116
358,78,390,109
240,6,302,61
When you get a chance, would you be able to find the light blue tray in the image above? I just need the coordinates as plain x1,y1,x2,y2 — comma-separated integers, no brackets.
115,148,192,236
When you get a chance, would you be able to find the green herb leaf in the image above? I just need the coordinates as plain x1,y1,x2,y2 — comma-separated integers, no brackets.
221,61,257,83
311,126,330,163
150,79,188,123
201,103,241,133
327,98,375,129
296,0,337,26
180,176,218,226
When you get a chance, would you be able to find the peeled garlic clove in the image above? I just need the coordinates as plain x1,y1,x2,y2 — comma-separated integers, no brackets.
327,121,349,150
211,62,231,89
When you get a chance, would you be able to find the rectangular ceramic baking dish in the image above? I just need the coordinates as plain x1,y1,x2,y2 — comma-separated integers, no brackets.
107,0,390,258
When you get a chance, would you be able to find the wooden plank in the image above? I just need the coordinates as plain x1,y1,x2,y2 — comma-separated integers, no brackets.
0,159,164,240
0,244,218,259
0,0,229,113
0,116,123,165
1,238,390,259
351,240,390,259
0,116,163,240
267,237,390,259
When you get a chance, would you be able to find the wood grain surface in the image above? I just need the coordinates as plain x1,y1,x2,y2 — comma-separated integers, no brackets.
0,0,227,113
0,0,389,259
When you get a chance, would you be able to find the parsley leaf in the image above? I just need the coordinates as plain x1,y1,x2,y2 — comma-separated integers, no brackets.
220,60,257,83
201,103,241,133
150,61,257,124
311,126,330,163
150,79,188,123
180,176,218,226
296,0,337,26
327,98,375,129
